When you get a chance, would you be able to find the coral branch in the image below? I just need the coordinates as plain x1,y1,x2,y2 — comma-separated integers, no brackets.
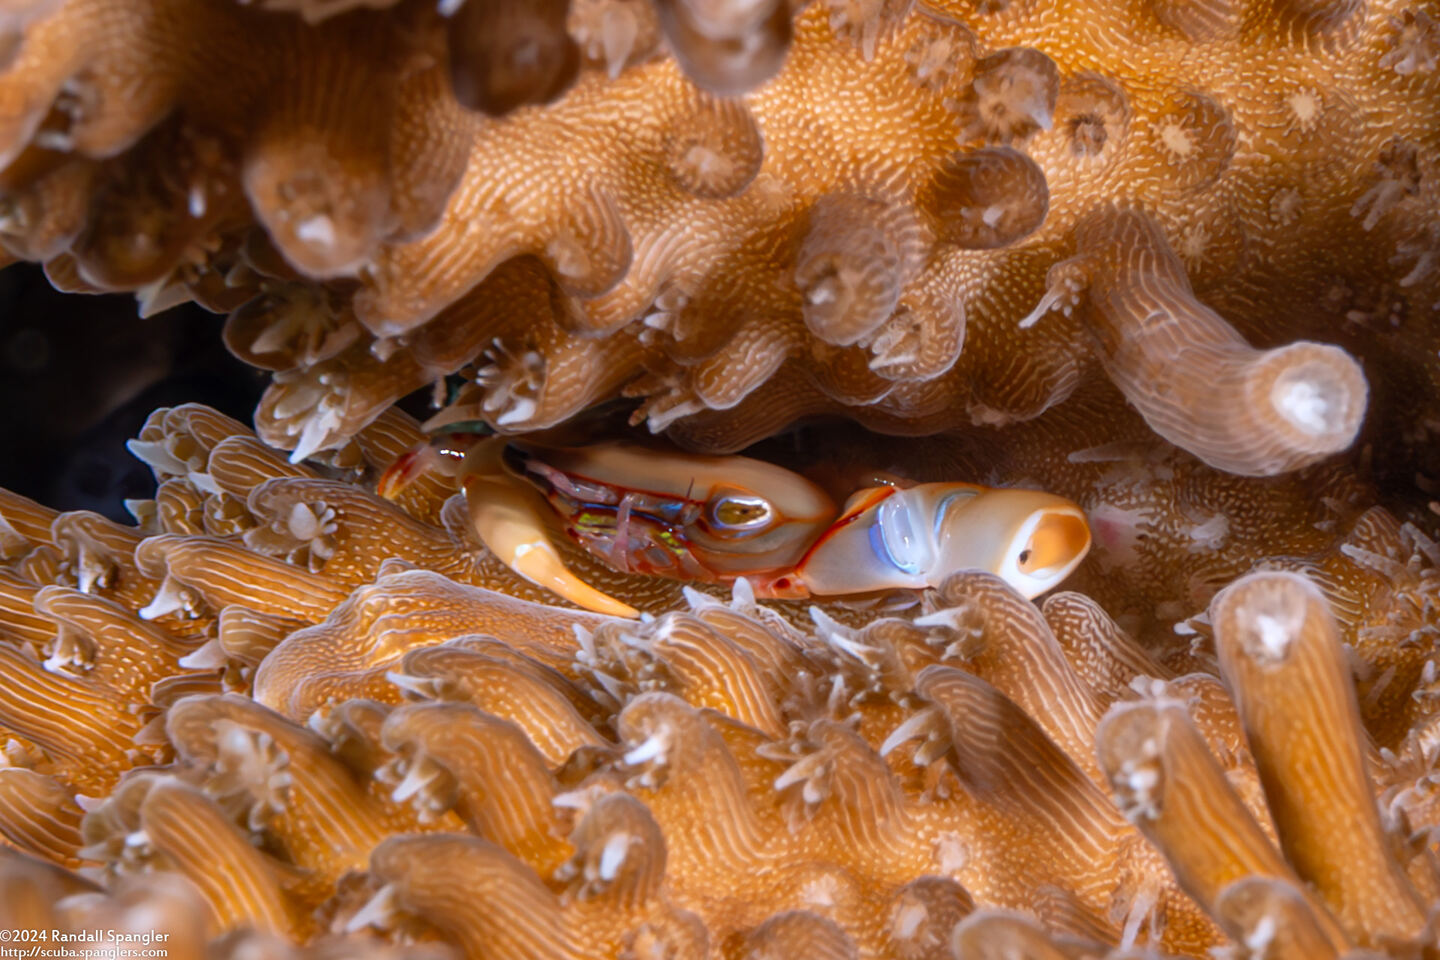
380,701,571,874
1072,207,1367,476
794,190,925,347
1211,570,1428,946
1095,699,1350,951
366,834,573,958
920,146,1048,250
390,639,608,764
654,0,792,95
918,573,1109,783
0,769,83,866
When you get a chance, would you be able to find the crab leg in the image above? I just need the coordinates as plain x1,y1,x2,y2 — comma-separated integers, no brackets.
375,442,454,500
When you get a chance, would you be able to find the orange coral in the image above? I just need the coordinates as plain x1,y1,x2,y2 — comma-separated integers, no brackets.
2,0,1440,955
1,0,1434,467
0,405,1438,957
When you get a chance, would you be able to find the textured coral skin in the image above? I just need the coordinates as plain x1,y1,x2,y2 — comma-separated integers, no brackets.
1,0,1435,467
1,406,1440,958
3,0,1440,957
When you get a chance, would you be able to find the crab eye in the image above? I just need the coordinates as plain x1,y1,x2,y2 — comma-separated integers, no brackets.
704,493,775,535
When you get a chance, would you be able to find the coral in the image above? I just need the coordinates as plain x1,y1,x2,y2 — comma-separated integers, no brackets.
1038,207,1367,476
2,0,1440,955
1099,572,1433,952
0,0,1435,469
1,407,1439,958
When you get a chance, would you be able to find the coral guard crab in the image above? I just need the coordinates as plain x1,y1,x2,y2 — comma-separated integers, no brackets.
379,434,1092,618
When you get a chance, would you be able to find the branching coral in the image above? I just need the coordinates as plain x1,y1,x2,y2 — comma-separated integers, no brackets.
2,0,1433,466
1097,570,1439,952
1,405,1439,957
1037,207,1367,476
1,0,1440,955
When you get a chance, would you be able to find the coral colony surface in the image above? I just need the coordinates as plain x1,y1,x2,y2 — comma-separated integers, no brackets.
3,0,1440,957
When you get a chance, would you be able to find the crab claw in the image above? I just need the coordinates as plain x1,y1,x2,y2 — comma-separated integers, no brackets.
377,433,485,500
787,484,1091,600
376,444,438,500
464,474,640,619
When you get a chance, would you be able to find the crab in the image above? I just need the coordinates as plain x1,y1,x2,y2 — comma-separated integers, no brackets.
378,434,1092,618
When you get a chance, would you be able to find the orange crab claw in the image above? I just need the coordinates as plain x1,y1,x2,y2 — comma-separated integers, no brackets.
464,474,640,619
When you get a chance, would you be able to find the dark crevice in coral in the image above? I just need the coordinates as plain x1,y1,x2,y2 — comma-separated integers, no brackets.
0,264,264,521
